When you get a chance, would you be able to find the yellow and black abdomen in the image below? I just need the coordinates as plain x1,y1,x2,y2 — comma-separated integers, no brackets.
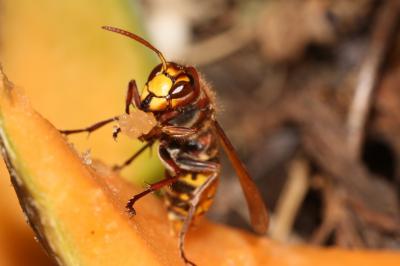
163,171,219,233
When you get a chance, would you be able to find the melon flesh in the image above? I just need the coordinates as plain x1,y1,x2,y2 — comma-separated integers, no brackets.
1,69,400,266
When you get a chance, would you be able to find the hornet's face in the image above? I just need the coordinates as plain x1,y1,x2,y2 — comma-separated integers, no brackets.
140,63,200,112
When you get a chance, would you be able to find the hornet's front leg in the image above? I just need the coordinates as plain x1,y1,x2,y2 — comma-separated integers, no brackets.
60,79,141,137
125,79,142,114
112,79,144,141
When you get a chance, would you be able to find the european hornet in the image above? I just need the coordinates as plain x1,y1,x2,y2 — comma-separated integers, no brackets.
61,26,269,266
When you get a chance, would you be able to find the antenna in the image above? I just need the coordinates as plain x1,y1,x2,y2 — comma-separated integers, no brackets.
102,26,167,71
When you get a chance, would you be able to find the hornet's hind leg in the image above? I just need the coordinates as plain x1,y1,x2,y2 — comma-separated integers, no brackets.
178,173,218,266
125,174,180,215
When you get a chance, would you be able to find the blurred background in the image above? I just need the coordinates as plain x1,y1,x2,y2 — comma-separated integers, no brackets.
1,0,400,265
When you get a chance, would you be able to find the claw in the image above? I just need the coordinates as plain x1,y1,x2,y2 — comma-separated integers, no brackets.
180,239,196,266
181,253,196,266
126,200,137,217
112,165,121,172
112,127,121,141
126,207,137,217
58,129,67,135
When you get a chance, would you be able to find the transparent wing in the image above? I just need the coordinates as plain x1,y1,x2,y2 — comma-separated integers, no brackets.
213,120,269,234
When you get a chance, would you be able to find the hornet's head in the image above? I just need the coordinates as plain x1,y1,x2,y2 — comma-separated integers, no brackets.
140,62,200,112
102,26,200,112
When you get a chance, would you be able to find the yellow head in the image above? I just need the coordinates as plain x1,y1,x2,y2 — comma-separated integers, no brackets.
102,26,200,113
140,62,200,112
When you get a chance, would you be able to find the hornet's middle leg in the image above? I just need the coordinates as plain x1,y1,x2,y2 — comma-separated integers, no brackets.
112,141,154,171
59,116,118,136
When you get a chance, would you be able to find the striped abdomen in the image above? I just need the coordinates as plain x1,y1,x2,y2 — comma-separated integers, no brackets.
164,171,219,233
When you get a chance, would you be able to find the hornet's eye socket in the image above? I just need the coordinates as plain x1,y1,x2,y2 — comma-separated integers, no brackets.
170,81,192,99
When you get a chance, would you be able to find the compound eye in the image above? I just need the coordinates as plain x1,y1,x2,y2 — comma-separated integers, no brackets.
170,81,192,99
